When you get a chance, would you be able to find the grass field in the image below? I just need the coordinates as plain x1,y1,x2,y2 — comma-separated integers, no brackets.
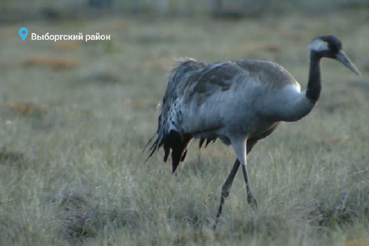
0,9,369,245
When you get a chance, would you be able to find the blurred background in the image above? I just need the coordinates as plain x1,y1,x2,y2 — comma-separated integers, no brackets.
1,0,369,22
0,0,368,111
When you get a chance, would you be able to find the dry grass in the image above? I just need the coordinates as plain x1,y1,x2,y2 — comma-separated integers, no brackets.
22,57,81,70
0,9,368,245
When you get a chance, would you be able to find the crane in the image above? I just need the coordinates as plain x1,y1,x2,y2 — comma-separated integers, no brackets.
146,35,361,228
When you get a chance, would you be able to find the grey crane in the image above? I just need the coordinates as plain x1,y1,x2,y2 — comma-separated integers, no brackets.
146,35,361,227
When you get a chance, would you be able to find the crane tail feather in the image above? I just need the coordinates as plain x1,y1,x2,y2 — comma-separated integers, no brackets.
163,145,170,162
146,58,204,170
199,138,217,149
143,132,157,153
199,138,205,148
170,135,193,173
205,139,212,147
181,149,188,162
145,138,160,162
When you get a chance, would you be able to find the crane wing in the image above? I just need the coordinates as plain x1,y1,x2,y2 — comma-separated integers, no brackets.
182,62,245,106
147,59,249,172
146,58,300,173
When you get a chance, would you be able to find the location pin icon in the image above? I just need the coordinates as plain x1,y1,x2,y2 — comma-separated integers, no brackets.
19,27,28,40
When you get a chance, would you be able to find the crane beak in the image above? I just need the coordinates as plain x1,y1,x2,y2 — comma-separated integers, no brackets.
336,50,361,76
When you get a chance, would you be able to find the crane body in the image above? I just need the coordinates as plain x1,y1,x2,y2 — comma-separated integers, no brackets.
146,35,361,228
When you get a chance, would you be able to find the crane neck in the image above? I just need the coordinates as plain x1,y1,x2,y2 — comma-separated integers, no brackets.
306,52,322,104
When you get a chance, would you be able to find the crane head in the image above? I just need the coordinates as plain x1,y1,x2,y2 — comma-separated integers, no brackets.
309,35,361,76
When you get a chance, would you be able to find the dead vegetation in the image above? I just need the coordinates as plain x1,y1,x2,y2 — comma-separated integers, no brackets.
0,7,368,246
22,57,81,71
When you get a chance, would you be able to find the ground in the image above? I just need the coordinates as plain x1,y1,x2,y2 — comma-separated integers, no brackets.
0,9,368,245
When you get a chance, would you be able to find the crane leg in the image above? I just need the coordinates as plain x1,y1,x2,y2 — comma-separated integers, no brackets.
231,138,258,209
213,138,259,229
213,158,240,229
241,163,258,210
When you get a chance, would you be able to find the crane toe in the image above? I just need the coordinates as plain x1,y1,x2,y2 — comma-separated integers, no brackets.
247,194,258,211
